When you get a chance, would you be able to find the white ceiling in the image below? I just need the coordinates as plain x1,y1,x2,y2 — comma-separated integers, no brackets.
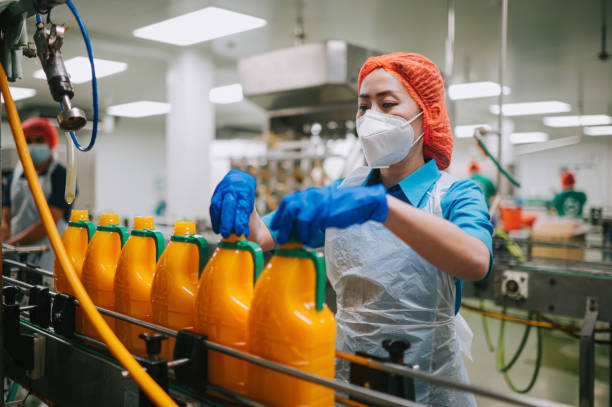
9,0,612,138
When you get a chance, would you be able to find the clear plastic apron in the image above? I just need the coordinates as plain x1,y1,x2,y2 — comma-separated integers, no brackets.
324,166,475,406
9,160,67,272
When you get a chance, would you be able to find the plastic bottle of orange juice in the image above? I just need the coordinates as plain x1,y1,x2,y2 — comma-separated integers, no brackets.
195,234,263,395
247,243,336,406
114,216,165,357
54,209,95,332
151,220,208,361
80,213,128,339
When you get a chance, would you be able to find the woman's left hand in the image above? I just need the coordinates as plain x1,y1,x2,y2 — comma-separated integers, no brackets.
270,184,388,245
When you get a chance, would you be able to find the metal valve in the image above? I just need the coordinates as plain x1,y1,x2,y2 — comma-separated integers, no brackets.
33,20,87,132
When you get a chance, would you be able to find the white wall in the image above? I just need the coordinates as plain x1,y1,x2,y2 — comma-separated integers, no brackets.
94,119,166,220
514,138,612,209
451,137,612,211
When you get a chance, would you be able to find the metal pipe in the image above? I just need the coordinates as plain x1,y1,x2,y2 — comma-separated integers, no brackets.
167,358,189,368
497,0,508,190
445,0,455,79
3,276,34,291
335,351,572,407
92,307,177,337
203,341,422,407
445,0,456,122
2,258,54,277
2,243,49,254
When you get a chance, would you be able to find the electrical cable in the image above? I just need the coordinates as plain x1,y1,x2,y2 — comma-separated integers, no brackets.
496,308,542,393
534,311,612,345
481,299,496,351
64,0,98,152
463,303,612,344
6,381,18,402
463,303,605,331
473,131,521,187
65,17,77,31
0,63,177,407
497,309,534,373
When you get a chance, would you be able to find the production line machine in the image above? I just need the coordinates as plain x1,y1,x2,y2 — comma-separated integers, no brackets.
1,246,577,407
463,235,612,407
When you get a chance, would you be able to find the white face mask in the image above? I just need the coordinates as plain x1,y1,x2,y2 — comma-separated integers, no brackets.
28,144,51,165
356,110,423,168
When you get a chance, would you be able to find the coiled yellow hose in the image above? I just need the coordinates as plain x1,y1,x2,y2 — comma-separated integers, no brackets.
0,63,177,407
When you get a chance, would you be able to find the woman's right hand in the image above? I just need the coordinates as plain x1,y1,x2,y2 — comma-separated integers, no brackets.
209,170,256,238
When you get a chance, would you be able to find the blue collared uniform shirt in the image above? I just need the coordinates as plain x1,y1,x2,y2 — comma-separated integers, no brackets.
263,159,494,314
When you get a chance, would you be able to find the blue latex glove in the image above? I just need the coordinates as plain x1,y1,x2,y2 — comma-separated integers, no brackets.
209,170,256,238
270,184,388,245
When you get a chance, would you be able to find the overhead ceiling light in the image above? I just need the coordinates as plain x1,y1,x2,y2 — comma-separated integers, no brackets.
133,7,267,46
583,125,612,136
107,101,170,118
542,114,612,128
489,101,571,116
448,81,510,100
0,87,36,103
34,57,127,84
510,132,549,144
209,83,243,104
454,124,491,138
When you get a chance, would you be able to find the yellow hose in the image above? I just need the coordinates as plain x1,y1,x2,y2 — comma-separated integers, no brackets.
0,64,177,407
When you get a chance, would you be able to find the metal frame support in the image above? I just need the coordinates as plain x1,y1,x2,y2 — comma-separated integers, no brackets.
172,330,208,394
1,105,4,407
497,0,508,190
579,297,598,407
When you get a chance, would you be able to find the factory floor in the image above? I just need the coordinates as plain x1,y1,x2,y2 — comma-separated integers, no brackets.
462,300,610,406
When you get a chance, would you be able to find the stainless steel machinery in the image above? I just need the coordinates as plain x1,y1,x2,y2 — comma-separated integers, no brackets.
464,237,612,407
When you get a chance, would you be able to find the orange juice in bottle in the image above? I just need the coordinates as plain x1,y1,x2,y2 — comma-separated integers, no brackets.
54,209,95,332
80,213,128,339
195,234,263,395
114,216,165,357
152,220,208,361
247,243,335,406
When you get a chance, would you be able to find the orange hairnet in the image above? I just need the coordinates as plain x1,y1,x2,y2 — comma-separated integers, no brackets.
468,161,482,174
22,117,58,149
561,171,575,188
358,52,453,170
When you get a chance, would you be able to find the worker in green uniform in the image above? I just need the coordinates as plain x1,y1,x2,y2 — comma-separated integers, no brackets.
552,170,587,218
468,161,496,207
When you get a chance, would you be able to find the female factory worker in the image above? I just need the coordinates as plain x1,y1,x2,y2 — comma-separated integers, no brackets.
210,53,493,406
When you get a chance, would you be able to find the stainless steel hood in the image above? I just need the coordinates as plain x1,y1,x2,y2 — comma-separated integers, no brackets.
238,41,377,112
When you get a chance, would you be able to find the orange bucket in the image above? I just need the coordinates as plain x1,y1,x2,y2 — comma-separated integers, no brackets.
500,207,522,231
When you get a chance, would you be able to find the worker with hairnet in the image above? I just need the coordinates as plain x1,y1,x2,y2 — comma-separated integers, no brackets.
1,117,76,276
552,170,587,218
210,53,492,406
468,160,496,207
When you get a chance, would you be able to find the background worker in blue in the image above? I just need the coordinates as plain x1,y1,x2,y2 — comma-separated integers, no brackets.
210,53,493,406
1,117,75,276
